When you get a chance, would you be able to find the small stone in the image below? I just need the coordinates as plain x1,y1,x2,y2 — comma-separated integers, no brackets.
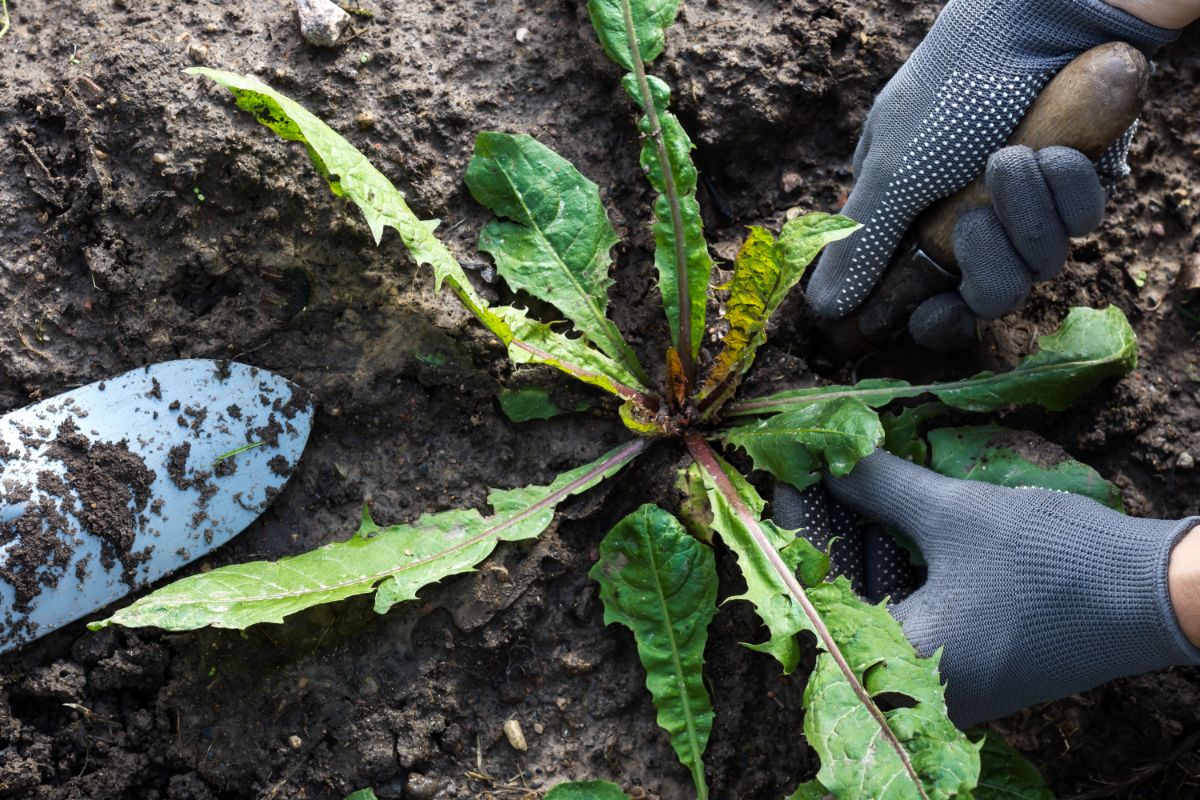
1178,451,1195,470
355,110,375,129
151,152,169,165
785,206,803,221
515,26,531,43
555,696,570,711
187,42,209,63
296,0,351,47
1151,222,1166,237
503,719,528,751
559,651,594,675
781,171,803,193
533,722,545,735
287,735,302,749
406,773,445,800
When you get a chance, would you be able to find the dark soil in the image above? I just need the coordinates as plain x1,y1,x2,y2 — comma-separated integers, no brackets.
0,1,1197,798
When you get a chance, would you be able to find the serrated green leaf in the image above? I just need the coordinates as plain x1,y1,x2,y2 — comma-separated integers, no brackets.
686,434,979,800
546,780,631,800
722,398,884,491
786,780,832,800
929,425,1123,511
190,69,649,401
804,578,981,800
698,217,858,415
93,441,647,631
881,403,947,465
495,305,649,398
587,0,681,72
466,133,647,385
591,505,717,798
968,730,1054,800
731,307,1137,417
619,74,712,363
692,449,827,673
499,387,563,423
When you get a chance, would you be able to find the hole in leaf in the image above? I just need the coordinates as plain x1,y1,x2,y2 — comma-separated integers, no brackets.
871,691,918,712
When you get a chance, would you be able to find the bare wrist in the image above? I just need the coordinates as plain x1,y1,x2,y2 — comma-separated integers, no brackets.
1105,0,1200,28
1168,525,1200,647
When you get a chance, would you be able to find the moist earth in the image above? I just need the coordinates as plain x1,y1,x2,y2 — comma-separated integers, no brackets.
0,1,1198,798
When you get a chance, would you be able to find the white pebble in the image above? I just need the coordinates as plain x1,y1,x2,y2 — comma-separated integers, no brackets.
503,719,528,751
296,0,351,47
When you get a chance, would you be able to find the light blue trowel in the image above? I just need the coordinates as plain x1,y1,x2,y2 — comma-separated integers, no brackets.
0,359,313,654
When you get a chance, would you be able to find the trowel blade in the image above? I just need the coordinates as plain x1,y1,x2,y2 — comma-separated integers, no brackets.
0,359,313,654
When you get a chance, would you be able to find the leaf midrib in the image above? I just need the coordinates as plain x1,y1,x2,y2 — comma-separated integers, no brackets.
488,146,621,360
731,352,1128,416
135,440,647,609
639,515,707,794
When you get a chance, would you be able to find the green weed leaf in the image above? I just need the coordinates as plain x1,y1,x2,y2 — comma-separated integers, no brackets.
692,448,827,672
698,217,858,414
732,307,1137,417
591,505,717,798
722,397,884,491
587,0,681,72
546,780,631,800
880,403,947,464
929,425,1123,511
786,781,832,800
969,731,1055,800
93,441,647,631
190,69,651,400
804,578,981,800
466,133,646,383
498,387,563,423
686,435,980,800
623,74,713,364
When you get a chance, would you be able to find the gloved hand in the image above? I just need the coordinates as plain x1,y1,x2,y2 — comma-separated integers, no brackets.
774,451,1200,726
805,0,1179,351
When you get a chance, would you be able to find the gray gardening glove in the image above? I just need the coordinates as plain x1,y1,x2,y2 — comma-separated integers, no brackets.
792,450,1200,726
805,0,1178,350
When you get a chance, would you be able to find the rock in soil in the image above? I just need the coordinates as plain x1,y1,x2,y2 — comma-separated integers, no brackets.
295,0,350,47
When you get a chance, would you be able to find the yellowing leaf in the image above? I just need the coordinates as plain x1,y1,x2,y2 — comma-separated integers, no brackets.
190,69,650,401
698,216,858,415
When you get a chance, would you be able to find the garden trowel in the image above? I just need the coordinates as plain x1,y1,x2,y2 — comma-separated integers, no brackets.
0,359,313,654
821,42,1152,355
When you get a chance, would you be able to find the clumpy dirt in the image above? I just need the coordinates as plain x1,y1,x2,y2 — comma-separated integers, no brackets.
0,1,1198,798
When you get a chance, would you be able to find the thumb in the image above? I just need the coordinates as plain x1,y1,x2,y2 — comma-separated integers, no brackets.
889,588,934,656
824,450,958,550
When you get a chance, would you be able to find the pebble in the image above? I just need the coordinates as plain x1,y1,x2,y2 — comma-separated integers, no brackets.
355,110,375,129
406,773,445,800
287,734,302,749
516,26,531,43
781,171,803,193
187,42,209,63
296,0,351,47
503,718,528,751
151,152,169,165
1178,451,1195,470
1151,221,1166,238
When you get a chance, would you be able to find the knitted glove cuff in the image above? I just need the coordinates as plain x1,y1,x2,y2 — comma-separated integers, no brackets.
1147,515,1200,666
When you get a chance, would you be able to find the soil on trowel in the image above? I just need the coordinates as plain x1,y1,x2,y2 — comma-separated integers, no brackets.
0,1,1197,798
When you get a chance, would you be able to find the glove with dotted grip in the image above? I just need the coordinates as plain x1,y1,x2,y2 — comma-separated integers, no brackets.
805,0,1178,351
773,450,1200,726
